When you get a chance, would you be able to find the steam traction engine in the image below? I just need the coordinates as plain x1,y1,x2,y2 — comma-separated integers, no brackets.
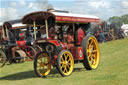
22,11,100,77
0,20,41,67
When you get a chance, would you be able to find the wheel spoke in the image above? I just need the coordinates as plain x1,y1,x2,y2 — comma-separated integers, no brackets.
89,57,93,65
67,58,71,62
64,54,68,61
92,56,96,65
87,49,90,53
64,67,67,73
67,64,70,70
60,61,64,64
61,63,64,69
93,50,97,53
40,58,43,63
65,56,69,61
37,61,41,64
91,45,94,50
91,56,94,64
87,52,91,57
61,56,64,62
88,55,91,60
88,55,93,64
90,40,93,45
42,64,45,69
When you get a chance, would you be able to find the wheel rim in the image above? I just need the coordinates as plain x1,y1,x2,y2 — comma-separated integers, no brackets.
87,37,99,69
26,47,35,59
34,45,42,53
36,53,51,76
60,51,74,76
0,53,4,66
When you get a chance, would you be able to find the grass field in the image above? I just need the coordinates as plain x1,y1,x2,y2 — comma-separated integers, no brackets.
0,38,128,85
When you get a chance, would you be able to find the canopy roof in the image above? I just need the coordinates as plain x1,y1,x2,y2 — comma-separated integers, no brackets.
3,19,26,29
22,11,55,24
52,12,100,23
22,11,100,24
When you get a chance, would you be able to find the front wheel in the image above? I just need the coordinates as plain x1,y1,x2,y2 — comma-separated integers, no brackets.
56,50,74,77
34,52,51,77
0,50,7,68
82,35,100,70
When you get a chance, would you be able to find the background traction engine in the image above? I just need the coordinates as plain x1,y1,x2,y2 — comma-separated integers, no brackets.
16,33,41,60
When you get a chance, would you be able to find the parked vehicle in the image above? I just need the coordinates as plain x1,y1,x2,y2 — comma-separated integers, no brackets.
22,10,100,77
0,19,42,67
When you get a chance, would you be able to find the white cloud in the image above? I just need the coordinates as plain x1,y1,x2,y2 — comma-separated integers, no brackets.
0,0,27,22
19,0,26,6
9,0,26,8
0,8,19,22
88,0,110,9
0,22,3,26
121,0,128,8
28,3,33,9
9,2,17,8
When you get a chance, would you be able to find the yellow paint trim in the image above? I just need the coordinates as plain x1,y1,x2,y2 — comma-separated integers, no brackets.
2,26,5,39
33,21,37,40
45,20,49,39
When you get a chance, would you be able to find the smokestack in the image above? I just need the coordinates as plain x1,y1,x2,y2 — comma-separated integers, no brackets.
36,0,54,11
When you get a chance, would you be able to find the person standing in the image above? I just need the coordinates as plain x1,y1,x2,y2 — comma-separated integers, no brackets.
99,29,106,42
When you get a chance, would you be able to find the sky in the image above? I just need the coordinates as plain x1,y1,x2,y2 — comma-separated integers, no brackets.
0,0,128,23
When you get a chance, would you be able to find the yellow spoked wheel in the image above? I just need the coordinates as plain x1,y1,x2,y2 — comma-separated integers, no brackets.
57,50,74,77
34,52,51,77
82,35,100,70
0,50,6,68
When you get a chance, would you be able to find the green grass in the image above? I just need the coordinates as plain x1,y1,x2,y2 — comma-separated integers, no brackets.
0,38,128,85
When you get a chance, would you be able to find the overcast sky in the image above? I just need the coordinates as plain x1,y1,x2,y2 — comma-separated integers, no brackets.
0,0,128,23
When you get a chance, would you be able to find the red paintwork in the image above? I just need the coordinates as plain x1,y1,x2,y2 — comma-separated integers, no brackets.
70,46,84,60
77,28,85,45
68,35,74,43
67,44,74,49
55,16,100,23
60,42,66,49
77,47,84,60
4,38,8,41
0,26,2,30
47,40,60,46
16,40,26,48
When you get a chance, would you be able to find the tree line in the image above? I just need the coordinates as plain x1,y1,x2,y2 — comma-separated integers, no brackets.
108,14,128,27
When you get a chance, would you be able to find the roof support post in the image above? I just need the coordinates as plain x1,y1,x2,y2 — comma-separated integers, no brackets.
73,23,75,33
33,21,37,40
45,19,48,39
2,26,5,39
5,25,8,39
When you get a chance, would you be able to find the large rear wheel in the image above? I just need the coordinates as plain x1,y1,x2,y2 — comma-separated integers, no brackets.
82,35,100,70
56,50,74,77
34,52,51,77
0,50,6,68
